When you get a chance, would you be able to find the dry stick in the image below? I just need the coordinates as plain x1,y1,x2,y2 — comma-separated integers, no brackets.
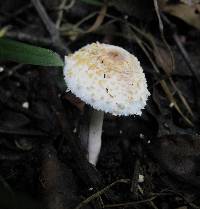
31,0,69,54
161,14,200,85
153,0,175,74
56,0,76,28
63,0,76,10
103,196,157,208
169,77,194,117
151,1,194,121
137,185,158,209
134,36,193,126
75,12,98,28
86,1,108,33
160,15,198,117
173,33,200,83
74,179,130,209
145,42,194,118
56,0,68,28
31,0,59,42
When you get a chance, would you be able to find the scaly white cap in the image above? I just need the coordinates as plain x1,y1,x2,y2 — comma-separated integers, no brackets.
63,42,150,116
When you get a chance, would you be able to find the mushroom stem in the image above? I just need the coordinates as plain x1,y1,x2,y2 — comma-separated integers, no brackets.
88,109,104,165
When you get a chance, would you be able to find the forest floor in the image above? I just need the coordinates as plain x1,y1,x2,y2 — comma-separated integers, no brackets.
0,0,200,209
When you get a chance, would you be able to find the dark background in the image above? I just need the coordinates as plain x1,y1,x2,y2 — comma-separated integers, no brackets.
0,0,200,209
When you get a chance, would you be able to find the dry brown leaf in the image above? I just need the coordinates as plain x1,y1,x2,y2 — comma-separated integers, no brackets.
153,44,173,75
163,3,200,31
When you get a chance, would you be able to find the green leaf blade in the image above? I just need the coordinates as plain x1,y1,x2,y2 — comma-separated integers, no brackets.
0,38,64,67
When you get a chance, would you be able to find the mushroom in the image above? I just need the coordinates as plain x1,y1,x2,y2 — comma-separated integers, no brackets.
63,42,150,165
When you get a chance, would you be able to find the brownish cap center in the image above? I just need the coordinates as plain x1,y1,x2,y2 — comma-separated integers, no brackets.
107,51,125,62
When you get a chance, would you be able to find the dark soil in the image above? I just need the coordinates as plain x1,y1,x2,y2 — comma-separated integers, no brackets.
1,0,200,209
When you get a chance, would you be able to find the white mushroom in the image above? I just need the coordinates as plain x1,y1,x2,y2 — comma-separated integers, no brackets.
63,42,150,165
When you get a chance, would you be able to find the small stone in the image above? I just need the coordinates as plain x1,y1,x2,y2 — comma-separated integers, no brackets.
169,102,174,108
0,67,4,72
22,102,29,109
139,133,145,139
73,128,77,133
138,174,144,183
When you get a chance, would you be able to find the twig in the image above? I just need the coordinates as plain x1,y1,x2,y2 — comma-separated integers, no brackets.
153,0,175,74
63,0,76,10
133,35,193,126
87,1,108,33
31,0,69,54
169,77,194,117
138,185,158,209
74,12,98,28
103,196,157,208
161,14,200,85
56,0,68,28
31,0,59,42
174,32,200,84
74,179,130,209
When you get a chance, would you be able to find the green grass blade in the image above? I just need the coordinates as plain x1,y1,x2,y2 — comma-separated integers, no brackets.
0,38,64,67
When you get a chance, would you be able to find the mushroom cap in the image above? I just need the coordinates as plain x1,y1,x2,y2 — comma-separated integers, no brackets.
63,42,150,116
